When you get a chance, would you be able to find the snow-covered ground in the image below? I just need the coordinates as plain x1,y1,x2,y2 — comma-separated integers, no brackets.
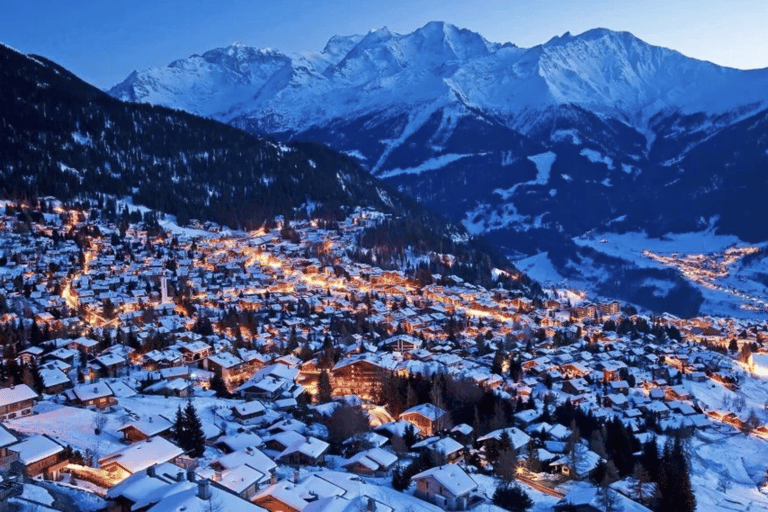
518,230,768,318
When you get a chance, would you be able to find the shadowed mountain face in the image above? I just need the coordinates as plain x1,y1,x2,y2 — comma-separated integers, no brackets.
0,42,452,232
109,23,768,254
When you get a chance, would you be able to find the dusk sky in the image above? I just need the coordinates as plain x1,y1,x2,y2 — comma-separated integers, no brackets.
3,0,767,89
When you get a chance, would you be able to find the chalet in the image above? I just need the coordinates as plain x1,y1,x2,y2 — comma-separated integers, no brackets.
38,364,71,394
67,336,100,355
64,381,116,409
8,434,67,480
411,464,478,510
342,447,398,475
99,437,183,478
0,425,18,471
400,403,449,437
275,436,329,466
477,427,530,456
107,465,263,512
94,352,126,377
0,384,38,421
412,436,464,463
216,464,266,500
235,364,299,401
382,334,422,352
549,447,601,480
180,340,212,363
232,400,267,425
332,353,397,401
117,415,173,443
450,424,474,445
264,431,306,453
18,346,44,365
207,352,245,386
562,378,590,396
253,480,309,512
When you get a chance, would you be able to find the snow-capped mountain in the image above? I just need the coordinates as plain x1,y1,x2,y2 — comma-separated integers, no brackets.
111,23,768,316
111,23,768,134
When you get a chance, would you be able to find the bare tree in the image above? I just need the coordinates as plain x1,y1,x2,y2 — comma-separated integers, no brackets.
92,412,107,434
716,472,732,493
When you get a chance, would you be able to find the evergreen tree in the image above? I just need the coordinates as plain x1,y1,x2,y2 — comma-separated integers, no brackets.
172,406,186,449
32,363,45,394
209,373,230,398
184,402,206,458
403,423,418,449
656,437,696,512
492,483,533,512
317,370,333,404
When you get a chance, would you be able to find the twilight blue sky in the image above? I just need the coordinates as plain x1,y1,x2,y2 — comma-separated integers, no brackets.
2,0,767,89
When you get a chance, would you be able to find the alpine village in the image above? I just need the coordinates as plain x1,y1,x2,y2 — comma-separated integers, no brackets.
2,21,768,512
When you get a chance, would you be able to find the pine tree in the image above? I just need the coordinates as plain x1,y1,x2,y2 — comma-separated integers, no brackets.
172,406,186,449
317,370,333,404
184,402,206,458
32,363,45,394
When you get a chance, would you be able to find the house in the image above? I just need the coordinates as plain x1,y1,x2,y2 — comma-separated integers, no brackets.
476,427,531,457
64,381,116,409
412,436,465,464
206,352,245,386
67,336,100,354
235,364,299,400
38,364,71,394
400,403,449,437
0,425,18,471
411,464,478,510
99,436,183,479
264,431,307,453
382,334,422,352
342,447,398,475
117,415,173,443
107,464,264,512
275,436,329,466
8,434,67,479
209,446,276,498
94,352,126,377
332,354,396,401
232,400,267,425
0,384,38,421
253,480,309,512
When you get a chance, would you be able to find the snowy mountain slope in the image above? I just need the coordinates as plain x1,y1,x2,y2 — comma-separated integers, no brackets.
110,23,768,316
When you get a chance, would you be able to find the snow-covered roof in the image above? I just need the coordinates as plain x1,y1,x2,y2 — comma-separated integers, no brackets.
233,400,266,416
343,447,398,470
477,427,530,451
9,434,63,465
208,352,243,369
400,403,447,421
99,436,183,474
0,384,38,407
278,437,329,460
214,446,276,473
411,465,477,497
72,381,113,402
0,424,17,448
254,481,309,511
117,415,173,438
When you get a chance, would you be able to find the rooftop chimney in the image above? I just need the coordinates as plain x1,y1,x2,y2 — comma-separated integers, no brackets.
367,497,376,512
147,465,156,477
177,471,186,482
187,470,196,482
198,480,211,501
